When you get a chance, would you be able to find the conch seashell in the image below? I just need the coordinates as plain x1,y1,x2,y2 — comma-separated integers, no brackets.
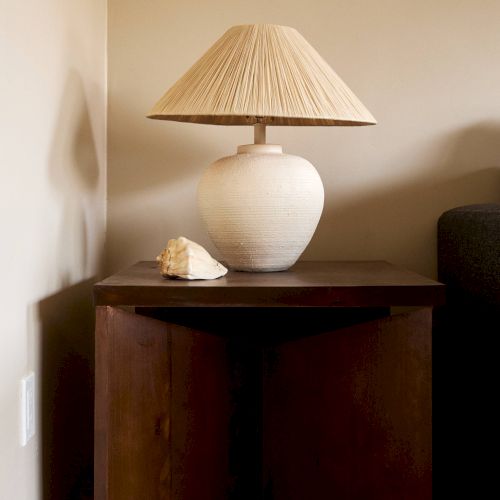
156,236,228,280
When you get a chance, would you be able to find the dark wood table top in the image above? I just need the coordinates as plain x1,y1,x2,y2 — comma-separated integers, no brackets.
94,261,445,308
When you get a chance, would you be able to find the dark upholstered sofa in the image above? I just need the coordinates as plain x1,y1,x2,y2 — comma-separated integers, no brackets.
435,203,499,495
438,203,500,330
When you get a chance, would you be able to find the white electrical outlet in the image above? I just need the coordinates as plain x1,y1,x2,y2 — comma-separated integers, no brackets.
21,372,35,446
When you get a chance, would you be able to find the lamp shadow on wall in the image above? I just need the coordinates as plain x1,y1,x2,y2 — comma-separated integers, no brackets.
48,69,101,285
32,70,102,500
305,122,500,278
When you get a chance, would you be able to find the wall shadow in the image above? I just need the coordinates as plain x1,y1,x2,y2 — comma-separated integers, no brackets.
49,69,102,286
49,70,100,192
35,68,103,500
304,122,500,278
36,279,95,500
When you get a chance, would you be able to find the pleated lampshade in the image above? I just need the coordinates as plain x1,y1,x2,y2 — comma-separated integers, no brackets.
148,24,376,126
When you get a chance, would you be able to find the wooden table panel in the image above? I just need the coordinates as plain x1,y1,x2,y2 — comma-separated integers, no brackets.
94,261,444,308
95,306,231,500
263,308,432,500
95,306,170,500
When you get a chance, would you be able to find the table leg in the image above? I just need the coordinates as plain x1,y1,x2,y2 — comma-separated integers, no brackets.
263,308,432,500
94,306,231,500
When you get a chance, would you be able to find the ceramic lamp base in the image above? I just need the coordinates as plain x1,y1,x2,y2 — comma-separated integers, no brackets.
197,144,324,272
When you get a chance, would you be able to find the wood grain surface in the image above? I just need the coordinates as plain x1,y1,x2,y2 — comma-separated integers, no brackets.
94,306,231,500
94,261,444,308
263,308,432,500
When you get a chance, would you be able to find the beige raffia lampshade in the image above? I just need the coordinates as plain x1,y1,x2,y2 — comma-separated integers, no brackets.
148,24,376,126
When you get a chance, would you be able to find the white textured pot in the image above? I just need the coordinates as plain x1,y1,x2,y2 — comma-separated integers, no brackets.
197,144,324,272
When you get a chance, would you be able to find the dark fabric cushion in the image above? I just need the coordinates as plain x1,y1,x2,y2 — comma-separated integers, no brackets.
438,203,500,314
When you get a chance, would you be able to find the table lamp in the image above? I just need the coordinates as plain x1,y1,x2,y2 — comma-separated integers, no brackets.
148,24,376,272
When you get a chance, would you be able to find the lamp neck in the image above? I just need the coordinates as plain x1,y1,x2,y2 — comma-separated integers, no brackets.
237,144,282,154
254,123,266,144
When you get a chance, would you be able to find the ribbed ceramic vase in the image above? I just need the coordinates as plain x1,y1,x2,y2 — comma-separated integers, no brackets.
197,144,324,272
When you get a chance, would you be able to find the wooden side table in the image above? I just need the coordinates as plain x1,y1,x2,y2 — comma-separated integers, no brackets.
93,261,444,500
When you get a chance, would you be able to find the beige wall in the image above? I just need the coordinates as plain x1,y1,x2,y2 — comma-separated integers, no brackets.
0,0,106,499
108,0,500,278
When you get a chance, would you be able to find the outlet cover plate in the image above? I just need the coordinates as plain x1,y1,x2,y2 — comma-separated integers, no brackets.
21,372,35,446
